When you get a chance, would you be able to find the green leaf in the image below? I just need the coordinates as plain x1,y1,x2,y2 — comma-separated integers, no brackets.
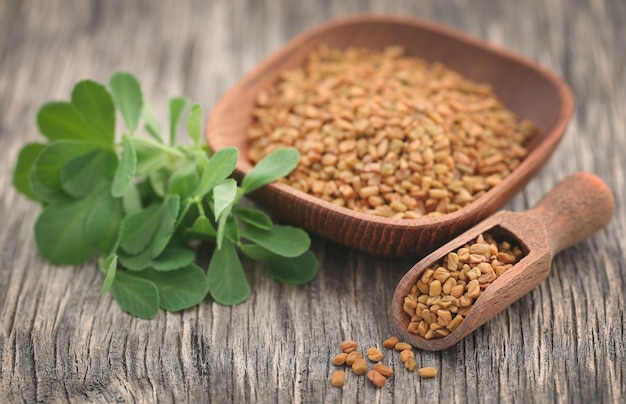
168,97,189,145
236,208,273,230
150,195,180,258
60,149,117,198
239,243,272,260
194,147,238,197
112,137,137,197
213,179,237,221
136,264,208,311
142,102,163,143
241,148,299,193
185,215,217,241
84,190,123,253
109,72,143,133
119,203,163,254
71,80,115,144
149,167,168,197
99,254,118,294
265,251,318,284
186,103,202,145
134,141,168,176
111,271,159,319
215,204,232,249
152,247,196,271
36,102,102,144
240,224,310,258
31,140,99,199
207,239,250,305
118,248,154,271
34,197,97,265
168,163,198,199
12,143,45,201
224,216,239,244
122,182,142,215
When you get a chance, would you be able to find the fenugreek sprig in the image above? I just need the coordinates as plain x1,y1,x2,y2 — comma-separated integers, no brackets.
13,72,317,319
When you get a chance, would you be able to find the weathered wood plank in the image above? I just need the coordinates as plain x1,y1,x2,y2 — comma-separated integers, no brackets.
0,0,624,402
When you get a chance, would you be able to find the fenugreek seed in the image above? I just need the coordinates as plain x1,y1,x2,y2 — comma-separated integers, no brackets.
333,353,348,366
417,367,438,378
442,278,456,296
367,369,387,388
399,349,414,363
383,336,399,349
447,314,464,332
467,279,481,298
434,328,450,337
352,358,368,375
447,252,459,270
405,358,418,372
394,342,412,351
429,280,442,297
372,363,394,377
358,186,379,198
450,284,465,298
346,351,363,366
433,267,450,283
340,340,358,353
367,347,384,362
331,370,345,387
437,309,452,326
421,269,435,283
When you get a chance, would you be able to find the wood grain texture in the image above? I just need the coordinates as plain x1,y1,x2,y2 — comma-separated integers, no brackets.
0,0,624,402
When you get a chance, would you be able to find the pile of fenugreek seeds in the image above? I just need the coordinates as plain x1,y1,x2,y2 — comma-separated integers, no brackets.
248,45,535,219
403,233,524,339
330,337,437,389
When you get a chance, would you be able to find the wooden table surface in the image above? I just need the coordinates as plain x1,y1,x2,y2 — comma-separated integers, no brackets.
1,0,624,402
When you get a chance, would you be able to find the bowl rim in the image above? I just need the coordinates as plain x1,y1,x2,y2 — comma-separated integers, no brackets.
207,13,575,233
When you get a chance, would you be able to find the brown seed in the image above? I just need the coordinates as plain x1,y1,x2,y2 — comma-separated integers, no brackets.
399,349,414,363
383,336,399,349
352,358,368,375
417,367,438,378
405,358,418,372
366,347,384,362
367,369,387,388
331,370,345,387
394,342,412,351
340,340,358,353
402,232,524,339
333,353,348,366
345,351,363,366
372,363,394,377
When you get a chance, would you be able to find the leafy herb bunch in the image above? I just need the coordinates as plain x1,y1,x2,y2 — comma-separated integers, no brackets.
12,72,317,319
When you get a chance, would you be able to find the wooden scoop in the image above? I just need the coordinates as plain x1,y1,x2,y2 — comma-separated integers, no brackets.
392,172,614,351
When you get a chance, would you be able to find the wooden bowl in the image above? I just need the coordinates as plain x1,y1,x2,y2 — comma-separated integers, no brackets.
205,14,574,258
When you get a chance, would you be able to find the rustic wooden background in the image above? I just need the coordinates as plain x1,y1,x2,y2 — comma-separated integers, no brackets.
1,0,624,402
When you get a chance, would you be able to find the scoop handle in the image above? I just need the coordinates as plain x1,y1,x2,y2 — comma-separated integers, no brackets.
526,172,614,255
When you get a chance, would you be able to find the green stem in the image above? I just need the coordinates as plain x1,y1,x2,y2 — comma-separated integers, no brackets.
127,135,186,158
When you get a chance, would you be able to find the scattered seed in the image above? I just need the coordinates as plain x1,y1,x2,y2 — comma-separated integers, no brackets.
333,353,348,366
417,367,438,378
352,358,368,375
405,358,418,372
345,351,363,366
366,347,384,362
399,349,414,363
394,342,412,351
372,363,394,377
383,336,399,349
340,340,358,353
331,370,345,387
367,369,387,388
